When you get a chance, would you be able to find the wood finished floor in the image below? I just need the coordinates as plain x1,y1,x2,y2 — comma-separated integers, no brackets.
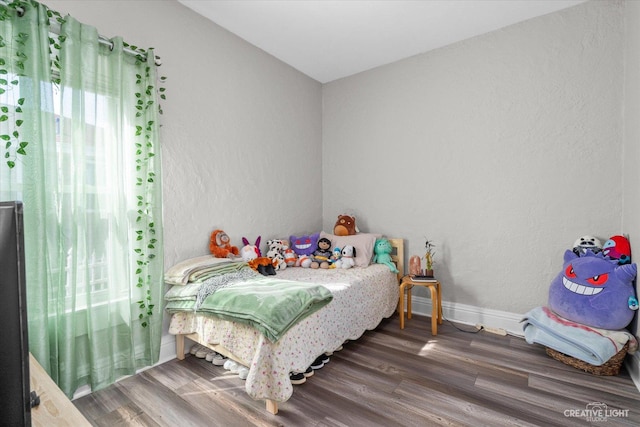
73,314,640,426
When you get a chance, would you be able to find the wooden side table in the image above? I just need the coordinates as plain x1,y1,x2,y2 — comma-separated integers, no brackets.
398,275,443,335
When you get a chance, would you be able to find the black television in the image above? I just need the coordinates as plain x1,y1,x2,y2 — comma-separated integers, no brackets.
0,201,33,426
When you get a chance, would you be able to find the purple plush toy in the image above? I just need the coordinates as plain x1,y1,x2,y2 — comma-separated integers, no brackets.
548,250,638,330
289,232,320,268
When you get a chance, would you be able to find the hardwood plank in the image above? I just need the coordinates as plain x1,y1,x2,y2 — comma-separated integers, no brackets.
74,316,640,426
174,377,281,427
71,386,134,422
296,360,414,426
143,357,202,390
339,332,480,390
473,374,589,427
91,401,161,427
115,370,222,427
394,377,542,427
528,374,640,416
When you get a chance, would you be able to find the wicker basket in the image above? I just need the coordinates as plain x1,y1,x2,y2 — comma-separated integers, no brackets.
545,342,629,376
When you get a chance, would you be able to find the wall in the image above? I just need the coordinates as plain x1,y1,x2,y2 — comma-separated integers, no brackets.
622,0,640,385
44,0,637,375
323,0,625,317
46,0,323,263
45,0,323,357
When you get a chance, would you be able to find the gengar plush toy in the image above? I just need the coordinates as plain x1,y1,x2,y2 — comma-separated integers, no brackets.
290,232,319,268
311,237,332,269
333,215,357,236
373,238,399,273
548,250,638,330
209,229,239,258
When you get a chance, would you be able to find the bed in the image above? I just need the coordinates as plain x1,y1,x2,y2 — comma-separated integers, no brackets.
165,237,404,415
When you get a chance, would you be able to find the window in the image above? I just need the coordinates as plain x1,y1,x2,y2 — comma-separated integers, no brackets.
0,2,164,396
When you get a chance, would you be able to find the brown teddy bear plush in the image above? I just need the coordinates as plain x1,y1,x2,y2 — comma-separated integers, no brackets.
333,215,357,236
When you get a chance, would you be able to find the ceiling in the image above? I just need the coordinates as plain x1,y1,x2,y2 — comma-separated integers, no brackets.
178,0,586,83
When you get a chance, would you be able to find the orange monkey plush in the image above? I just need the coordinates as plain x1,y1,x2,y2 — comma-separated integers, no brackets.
209,229,239,258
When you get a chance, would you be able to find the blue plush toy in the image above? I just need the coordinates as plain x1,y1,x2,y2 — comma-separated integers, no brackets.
373,238,399,273
548,250,638,330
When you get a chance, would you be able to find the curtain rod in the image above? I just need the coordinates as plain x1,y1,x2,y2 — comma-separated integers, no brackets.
0,0,161,66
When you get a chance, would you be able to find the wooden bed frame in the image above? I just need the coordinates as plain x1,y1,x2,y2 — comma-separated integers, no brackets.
174,237,404,415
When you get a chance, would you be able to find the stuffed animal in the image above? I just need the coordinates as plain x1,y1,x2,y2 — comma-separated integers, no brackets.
602,235,631,265
311,237,333,269
548,250,638,330
284,248,297,267
290,232,319,268
331,247,341,264
333,215,357,236
242,236,262,257
373,238,399,273
209,229,239,258
334,245,356,269
572,235,602,256
249,258,277,276
266,239,288,271
240,242,260,262
240,240,276,275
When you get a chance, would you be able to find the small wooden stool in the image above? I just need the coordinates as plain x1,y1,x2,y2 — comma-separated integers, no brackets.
398,275,443,335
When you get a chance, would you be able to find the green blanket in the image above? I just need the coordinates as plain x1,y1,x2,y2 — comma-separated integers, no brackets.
197,276,333,342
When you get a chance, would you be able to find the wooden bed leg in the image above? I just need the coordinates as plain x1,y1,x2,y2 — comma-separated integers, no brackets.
265,399,278,415
176,334,185,360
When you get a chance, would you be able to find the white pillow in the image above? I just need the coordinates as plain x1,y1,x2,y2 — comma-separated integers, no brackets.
319,231,379,267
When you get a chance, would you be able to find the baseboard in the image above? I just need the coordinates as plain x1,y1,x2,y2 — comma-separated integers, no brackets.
408,294,524,337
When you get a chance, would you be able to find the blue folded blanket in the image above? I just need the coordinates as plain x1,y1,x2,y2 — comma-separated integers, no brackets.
521,306,635,366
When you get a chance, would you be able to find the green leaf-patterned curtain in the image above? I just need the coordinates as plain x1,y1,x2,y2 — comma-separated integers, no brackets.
0,1,163,397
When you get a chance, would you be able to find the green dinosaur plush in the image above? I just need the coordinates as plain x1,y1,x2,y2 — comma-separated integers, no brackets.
373,238,398,273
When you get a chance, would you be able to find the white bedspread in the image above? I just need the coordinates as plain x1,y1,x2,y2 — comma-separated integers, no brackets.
168,264,399,403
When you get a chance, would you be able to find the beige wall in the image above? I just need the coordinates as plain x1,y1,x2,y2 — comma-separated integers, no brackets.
323,0,625,315
45,0,324,266
45,1,638,382
45,0,323,355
